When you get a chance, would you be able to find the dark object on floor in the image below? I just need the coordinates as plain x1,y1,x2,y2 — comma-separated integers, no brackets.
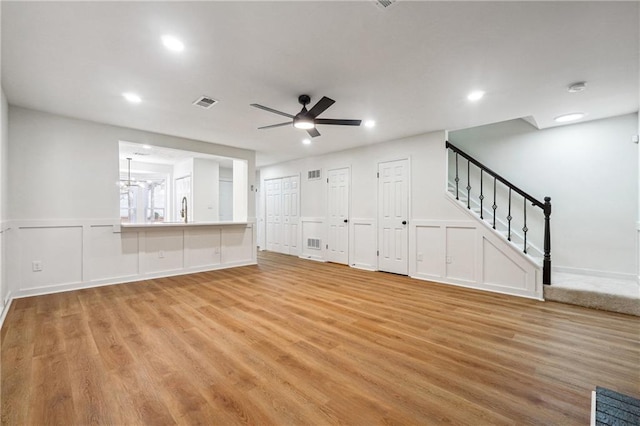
595,386,640,425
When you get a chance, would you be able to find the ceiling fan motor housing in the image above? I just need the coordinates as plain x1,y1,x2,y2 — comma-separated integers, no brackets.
298,94,311,106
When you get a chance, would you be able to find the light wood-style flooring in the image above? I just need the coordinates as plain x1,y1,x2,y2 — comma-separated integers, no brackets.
2,252,639,425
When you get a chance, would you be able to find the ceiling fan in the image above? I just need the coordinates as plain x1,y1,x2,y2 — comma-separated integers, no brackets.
250,95,361,138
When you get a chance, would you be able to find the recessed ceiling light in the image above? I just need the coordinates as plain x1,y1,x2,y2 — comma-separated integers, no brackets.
467,90,485,101
123,92,141,103
142,144,152,150
302,139,311,145
161,35,184,52
364,120,376,128
554,112,585,123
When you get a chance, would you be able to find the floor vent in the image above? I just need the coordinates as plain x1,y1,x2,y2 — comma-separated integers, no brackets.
192,96,218,109
307,238,321,250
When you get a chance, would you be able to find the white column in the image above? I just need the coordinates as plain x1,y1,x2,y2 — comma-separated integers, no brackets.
233,159,248,222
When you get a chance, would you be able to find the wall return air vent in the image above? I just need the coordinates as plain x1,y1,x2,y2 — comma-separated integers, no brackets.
192,96,218,109
307,238,321,250
308,169,321,180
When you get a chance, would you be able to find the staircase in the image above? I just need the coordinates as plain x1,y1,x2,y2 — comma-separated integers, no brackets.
446,141,551,284
446,141,639,316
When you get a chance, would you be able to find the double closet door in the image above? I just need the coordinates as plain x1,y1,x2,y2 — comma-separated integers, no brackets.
265,176,299,255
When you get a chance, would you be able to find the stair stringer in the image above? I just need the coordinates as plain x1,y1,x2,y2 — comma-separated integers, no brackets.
414,192,544,300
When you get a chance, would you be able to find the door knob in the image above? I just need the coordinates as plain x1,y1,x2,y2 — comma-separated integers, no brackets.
344,219,348,223
402,220,407,225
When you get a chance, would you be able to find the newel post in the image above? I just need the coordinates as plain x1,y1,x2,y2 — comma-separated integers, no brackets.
543,196,552,285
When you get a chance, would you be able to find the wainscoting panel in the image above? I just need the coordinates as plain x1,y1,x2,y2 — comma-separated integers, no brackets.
445,226,476,283
482,236,528,290
350,218,376,270
414,225,444,279
19,226,83,291
411,219,542,299
10,221,256,299
143,229,185,274
87,224,139,282
184,227,222,268
221,225,254,265
300,217,324,261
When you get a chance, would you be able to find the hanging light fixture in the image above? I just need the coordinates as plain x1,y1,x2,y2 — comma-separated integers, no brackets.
120,157,134,194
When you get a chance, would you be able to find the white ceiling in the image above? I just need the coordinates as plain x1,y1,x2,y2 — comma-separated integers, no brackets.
2,1,638,167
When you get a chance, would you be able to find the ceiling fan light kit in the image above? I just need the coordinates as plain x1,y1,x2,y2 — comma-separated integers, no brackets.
251,94,362,138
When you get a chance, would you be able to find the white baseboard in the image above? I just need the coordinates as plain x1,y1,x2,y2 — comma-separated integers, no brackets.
350,264,376,272
553,266,638,281
10,261,257,301
0,292,13,331
299,254,326,262
411,274,544,301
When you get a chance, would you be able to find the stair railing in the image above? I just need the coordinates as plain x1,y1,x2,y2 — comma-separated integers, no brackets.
446,141,552,285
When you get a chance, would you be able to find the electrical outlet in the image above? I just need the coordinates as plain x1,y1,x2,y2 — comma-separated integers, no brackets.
214,247,220,255
417,252,423,261
446,256,452,264
158,250,165,259
32,261,43,272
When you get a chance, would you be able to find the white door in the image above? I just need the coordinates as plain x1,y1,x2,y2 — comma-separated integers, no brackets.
281,176,299,255
327,168,350,264
378,159,409,275
265,178,281,252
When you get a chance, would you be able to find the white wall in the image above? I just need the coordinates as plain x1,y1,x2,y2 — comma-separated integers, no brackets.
260,130,543,299
450,113,639,279
0,88,8,314
233,159,248,222
6,106,257,299
9,106,256,221
193,158,220,222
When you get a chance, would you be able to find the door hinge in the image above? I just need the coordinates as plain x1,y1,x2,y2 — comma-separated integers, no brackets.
377,250,379,256
377,172,379,178
327,178,329,183
326,244,328,249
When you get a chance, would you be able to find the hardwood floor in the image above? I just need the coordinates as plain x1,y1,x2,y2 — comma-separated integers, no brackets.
2,252,639,425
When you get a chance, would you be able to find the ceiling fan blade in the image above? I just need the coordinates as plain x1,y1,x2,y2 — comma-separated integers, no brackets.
258,122,292,130
306,96,335,119
250,104,295,119
307,128,321,138
315,118,362,126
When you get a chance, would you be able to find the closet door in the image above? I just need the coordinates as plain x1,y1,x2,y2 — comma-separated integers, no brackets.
281,176,299,255
378,159,409,275
265,178,281,252
327,167,350,265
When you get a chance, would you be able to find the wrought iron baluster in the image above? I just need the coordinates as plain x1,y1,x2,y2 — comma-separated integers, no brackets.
492,177,497,229
507,188,512,241
446,140,552,285
454,153,459,200
543,197,552,285
522,197,528,254
479,170,484,219
466,160,471,209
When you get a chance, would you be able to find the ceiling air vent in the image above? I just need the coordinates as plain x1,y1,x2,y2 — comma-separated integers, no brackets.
192,96,218,109
375,0,396,9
